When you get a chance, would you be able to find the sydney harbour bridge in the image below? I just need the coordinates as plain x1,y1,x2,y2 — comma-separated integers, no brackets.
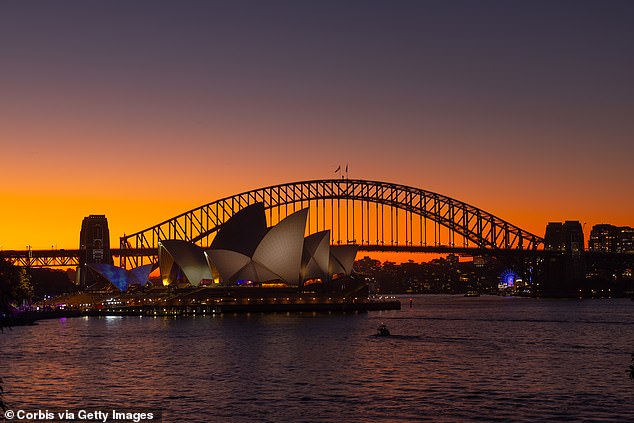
2,179,545,268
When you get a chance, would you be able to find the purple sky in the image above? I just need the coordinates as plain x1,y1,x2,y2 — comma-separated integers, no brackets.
1,0,632,249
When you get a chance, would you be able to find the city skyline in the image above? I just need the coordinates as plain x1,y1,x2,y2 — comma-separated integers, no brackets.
1,0,633,251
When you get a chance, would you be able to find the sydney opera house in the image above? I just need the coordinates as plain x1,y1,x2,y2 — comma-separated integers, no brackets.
87,203,358,293
158,203,358,289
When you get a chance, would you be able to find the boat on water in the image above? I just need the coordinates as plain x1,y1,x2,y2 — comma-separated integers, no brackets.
376,322,390,336
464,291,480,297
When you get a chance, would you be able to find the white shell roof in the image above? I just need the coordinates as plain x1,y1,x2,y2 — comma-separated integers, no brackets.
301,230,331,282
210,202,268,257
159,240,212,286
158,207,344,287
329,245,359,276
252,208,308,286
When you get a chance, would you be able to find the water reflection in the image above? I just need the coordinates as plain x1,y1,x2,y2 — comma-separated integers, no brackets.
1,297,633,421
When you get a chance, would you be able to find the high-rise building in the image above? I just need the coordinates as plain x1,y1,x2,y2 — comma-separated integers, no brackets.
618,227,634,252
589,224,617,252
542,220,586,295
562,221,584,254
544,222,564,251
589,224,634,253
544,221,584,253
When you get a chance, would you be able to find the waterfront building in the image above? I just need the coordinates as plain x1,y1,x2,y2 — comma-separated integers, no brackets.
589,224,618,252
79,203,358,292
541,221,586,295
562,221,584,254
619,227,634,252
158,202,358,288
589,224,634,253
544,222,564,251
545,221,584,253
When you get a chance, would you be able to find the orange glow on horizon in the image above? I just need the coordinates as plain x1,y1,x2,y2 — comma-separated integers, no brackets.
1,1,632,264
1,179,628,266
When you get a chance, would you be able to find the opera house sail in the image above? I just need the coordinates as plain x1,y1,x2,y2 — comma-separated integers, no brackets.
157,202,358,289
86,263,153,291
158,240,212,287
83,202,359,293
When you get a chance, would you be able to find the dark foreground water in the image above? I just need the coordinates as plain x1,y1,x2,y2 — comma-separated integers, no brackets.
2,296,634,422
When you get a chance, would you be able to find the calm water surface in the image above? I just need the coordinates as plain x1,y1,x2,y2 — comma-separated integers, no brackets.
2,296,633,422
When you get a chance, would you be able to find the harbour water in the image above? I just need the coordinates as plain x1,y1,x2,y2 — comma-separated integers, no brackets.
2,296,633,422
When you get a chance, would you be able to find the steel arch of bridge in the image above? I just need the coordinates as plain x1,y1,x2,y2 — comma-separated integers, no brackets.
120,179,543,268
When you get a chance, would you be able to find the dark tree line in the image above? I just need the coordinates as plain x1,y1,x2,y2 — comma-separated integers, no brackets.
354,255,508,294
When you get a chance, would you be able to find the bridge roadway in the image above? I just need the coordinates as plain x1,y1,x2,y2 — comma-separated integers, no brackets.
0,248,156,267
2,246,630,268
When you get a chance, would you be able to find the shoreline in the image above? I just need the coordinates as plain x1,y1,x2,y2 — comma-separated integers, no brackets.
2,300,402,326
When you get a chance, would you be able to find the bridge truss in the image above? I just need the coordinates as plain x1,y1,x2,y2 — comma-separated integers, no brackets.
0,249,81,268
119,179,543,269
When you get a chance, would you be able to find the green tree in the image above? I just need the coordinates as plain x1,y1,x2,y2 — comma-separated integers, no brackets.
0,259,33,307
13,268,34,305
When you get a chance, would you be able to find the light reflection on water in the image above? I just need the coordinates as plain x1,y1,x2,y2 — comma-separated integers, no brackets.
2,296,634,422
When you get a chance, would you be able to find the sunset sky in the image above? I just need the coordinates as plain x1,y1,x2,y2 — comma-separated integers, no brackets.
1,1,632,256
